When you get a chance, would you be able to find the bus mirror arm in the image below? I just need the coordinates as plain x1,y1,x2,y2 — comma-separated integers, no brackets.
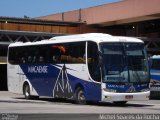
98,51,103,57
97,51,103,82
97,51,103,67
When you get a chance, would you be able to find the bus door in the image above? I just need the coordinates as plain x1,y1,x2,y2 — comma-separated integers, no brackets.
86,41,101,101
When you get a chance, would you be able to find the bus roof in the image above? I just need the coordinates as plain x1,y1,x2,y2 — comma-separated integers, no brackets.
150,55,160,59
9,33,143,47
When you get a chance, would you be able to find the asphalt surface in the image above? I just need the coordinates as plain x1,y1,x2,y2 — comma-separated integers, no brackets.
0,91,160,120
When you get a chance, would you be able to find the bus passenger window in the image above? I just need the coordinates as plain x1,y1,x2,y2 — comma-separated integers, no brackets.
21,57,26,63
39,56,44,63
28,56,32,63
52,56,56,62
50,42,86,64
65,42,86,64
32,56,36,63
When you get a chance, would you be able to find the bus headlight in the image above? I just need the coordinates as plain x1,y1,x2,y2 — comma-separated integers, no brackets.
103,88,117,93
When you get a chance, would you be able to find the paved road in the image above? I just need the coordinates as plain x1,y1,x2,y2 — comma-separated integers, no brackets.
0,91,160,120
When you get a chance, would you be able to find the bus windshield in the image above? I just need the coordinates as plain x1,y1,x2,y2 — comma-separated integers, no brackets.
100,43,149,83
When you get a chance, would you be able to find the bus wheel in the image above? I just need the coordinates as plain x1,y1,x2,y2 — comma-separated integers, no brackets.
74,87,86,104
113,101,127,105
23,84,31,99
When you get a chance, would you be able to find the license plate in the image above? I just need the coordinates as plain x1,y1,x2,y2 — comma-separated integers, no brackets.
125,95,133,99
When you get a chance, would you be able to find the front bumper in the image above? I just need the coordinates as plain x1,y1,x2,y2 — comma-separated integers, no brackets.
101,91,150,102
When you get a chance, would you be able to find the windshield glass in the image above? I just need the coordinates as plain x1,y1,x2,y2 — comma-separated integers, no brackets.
100,43,149,83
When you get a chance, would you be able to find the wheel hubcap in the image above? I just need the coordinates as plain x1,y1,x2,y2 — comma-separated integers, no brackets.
25,86,29,97
26,91,29,96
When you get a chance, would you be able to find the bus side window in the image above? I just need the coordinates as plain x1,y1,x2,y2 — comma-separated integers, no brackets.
50,42,86,64
8,47,15,64
50,44,62,63
28,56,32,63
39,56,44,63
87,41,101,82
9,47,22,64
151,59,160,70
66,42,86,63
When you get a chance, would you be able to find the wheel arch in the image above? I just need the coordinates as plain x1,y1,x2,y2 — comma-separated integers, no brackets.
74,83,85,93
22,80,32,95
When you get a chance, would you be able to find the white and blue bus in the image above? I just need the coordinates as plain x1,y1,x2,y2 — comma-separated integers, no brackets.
7,33,150,104
149,55,160,98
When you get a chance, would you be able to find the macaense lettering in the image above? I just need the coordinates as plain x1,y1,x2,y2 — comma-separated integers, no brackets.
28,66,48,73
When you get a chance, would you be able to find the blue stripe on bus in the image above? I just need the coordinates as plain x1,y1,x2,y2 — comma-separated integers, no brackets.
19,64,101,102
150,75,160,81
150,69,160,81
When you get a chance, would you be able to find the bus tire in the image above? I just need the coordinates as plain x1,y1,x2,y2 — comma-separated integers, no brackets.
23,83,31,99
113,101,127,105
74,87,86,104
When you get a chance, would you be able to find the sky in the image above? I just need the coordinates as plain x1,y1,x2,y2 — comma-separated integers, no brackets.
0,0,121,18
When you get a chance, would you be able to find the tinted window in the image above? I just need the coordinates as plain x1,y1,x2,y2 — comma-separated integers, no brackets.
151,59,160,69
87,41,101,82
8,42,86,64
60,42,86,64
